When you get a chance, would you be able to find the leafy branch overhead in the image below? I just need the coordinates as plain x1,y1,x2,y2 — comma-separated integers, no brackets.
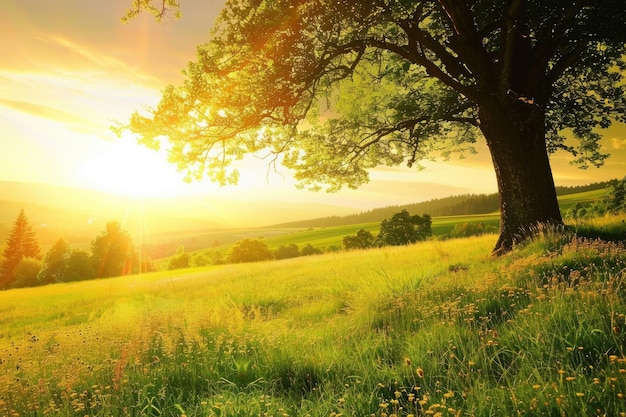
122,0,626,254
124,1,624,187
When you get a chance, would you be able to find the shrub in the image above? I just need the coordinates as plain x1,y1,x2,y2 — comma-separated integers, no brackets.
300,243,322,256
227,239,273,263
168,246,191,270
450,222,497,238
602,176,626,214
12,258,43,288
343,228,375,250
274,244,300,260
192,253,211,267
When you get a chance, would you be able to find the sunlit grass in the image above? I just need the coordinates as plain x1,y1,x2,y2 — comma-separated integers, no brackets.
1,226,626,416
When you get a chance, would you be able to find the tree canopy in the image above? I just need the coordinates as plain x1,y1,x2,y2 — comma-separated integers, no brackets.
376,210,432,246
227,238,273,263
0,209,41,288
38,238,70,285
91,221,135,278
123,0,626,254
343,228,376,250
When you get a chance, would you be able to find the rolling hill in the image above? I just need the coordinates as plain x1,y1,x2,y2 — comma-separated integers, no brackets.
0,181,356,248
0,179,613,260
269,180,612,228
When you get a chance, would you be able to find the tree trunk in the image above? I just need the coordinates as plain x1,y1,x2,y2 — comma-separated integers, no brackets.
478,97,563,256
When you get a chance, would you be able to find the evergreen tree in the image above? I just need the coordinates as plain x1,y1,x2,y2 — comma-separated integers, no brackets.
0,209,41,289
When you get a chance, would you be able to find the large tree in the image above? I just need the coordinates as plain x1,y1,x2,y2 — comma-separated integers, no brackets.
0,209,41,288
123,0,626,255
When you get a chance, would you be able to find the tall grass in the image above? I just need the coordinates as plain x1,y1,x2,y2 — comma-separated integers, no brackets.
1,226,625,416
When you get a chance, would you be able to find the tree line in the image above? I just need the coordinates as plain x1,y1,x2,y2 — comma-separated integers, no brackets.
0,208,431,284
167,210,433,268
272,181,612,229
0,210,149,290
3,178,622,285
166,240,326,269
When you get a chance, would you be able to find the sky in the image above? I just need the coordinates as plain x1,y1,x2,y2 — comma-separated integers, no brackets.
2,0,625,212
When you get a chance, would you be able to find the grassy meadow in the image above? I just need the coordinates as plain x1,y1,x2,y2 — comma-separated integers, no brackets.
1,217,626,416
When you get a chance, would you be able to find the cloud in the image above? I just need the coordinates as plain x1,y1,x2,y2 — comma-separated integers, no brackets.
0,98,82,123
611,137,626,150
31,34,165,88
0,67,162,140
0,97,105,136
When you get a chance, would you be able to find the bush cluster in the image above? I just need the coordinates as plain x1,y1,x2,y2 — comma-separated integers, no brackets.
0,211,151,289
343,210,432,250
566,176,626,220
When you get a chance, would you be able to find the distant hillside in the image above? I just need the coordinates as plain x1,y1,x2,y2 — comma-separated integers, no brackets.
0,181,356,248
271,180,612,228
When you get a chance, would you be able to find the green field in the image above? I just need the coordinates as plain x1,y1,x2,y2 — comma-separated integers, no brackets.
557,189,607,212
1,215,626,416
186,188,603,260
256,213,501,252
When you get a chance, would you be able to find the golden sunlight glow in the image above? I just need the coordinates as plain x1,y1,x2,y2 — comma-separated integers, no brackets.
79,133,188,198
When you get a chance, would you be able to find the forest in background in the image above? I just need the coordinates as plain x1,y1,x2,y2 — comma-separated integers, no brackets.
271,181,612,228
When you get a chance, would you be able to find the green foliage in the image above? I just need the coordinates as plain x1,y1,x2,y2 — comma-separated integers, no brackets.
121,0,182,23
65,249,96,282
121,0,626,189
566,202,592,221
11,257,43,288
602,176,626,214
122,0,626,255
0,186,609,289
90,221,135,278
450,222,497,239
227,238,273,263
38,238,70,284
565,177,626,221
168,245,191,270
191,253,211,267
343,228,376,250
273,243,300,260
376,210,432,246
300,243,322,256
0,209,41,288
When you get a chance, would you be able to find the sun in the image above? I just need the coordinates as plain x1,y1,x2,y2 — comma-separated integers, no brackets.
80,133,190,198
